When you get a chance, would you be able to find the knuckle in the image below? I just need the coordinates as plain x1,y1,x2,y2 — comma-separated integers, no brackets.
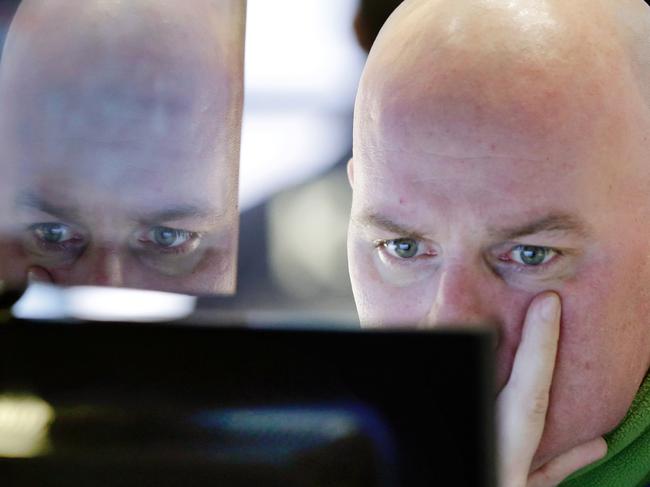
529,390,550,417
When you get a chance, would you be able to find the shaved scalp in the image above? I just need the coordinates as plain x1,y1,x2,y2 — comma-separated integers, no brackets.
354,0,650,169
0,0,245,202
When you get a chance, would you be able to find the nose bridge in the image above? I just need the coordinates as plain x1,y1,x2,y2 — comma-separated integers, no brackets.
425,260,496,328
83,243,125,287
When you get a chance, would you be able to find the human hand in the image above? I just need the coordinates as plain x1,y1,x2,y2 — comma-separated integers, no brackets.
497,292,607,487
27,265,54,284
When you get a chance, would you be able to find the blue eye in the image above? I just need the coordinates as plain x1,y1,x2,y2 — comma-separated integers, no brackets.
510,245,556,266
31,222,75,244
383,238,420,258
149,226,194,248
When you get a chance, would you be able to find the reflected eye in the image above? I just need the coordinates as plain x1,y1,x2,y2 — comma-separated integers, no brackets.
24,222,86,259
509,245,557,266
31,222,77,244
148,226,195,248
133,225,206,276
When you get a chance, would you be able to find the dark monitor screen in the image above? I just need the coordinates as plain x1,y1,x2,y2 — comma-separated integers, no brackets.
0,320,495,487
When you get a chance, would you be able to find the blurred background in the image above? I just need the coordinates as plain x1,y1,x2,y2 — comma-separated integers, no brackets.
235,0,403,318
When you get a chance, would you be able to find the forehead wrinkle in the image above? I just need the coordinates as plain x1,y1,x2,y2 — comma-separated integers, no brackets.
357,140,549,164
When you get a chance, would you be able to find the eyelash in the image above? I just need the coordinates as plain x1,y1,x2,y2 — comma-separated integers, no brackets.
497,245,562,273
137,228,202,255
374,238,562,272
373,238,436,263
28,223,86,253
28,223,201,256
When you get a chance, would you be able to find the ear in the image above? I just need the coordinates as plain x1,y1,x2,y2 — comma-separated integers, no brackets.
347,157,355,189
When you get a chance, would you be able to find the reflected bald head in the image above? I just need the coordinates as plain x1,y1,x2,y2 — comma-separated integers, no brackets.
0,0,244,197
0,0,245,294
354,0,650,170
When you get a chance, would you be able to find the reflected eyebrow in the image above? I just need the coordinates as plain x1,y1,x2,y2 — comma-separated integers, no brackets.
16,191,82,222
135,205,222,225
489,213,591,240
16,191,225,227
353,213,428,239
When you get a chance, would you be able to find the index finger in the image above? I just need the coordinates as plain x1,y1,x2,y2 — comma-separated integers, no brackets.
497,292,561,483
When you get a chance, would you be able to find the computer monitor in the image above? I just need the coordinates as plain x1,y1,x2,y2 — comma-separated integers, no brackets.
0,318,495,487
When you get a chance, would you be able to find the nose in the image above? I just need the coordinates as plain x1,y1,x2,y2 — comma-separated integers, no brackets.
75,244,125,287
423,261,499,328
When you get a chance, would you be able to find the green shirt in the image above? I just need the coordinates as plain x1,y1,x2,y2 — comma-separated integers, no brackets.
560,373,650,487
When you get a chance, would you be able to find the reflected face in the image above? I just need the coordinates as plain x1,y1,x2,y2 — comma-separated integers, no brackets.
348,19,650,462
0,0,244,294
9,185,235,293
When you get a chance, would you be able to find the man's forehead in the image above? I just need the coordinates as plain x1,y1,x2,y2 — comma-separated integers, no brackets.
356,62,631,168
354,0,650,170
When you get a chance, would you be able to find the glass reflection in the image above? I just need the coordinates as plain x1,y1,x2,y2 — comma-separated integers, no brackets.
0,0,245,295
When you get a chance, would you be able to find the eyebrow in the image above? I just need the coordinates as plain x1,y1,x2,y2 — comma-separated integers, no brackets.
16,191,82,222
16,191,224,226
353,213,428,239
488,213,592,240
134,205,223,226
355,211,591,241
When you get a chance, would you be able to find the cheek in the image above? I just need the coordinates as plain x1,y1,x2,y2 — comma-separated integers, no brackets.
539,251,650,457
0,239,29,287
349,238,428,327
556,253,649,376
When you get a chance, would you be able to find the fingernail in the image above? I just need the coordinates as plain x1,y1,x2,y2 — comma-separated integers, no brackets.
539,293,560,322
27,270,38,284
594,437,608,459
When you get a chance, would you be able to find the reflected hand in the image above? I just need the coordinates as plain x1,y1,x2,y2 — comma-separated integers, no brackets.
497,293,607,487
27,265,54,284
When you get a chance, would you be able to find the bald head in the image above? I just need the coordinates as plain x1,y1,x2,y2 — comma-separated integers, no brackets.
0,0,245,295
355,0,650,167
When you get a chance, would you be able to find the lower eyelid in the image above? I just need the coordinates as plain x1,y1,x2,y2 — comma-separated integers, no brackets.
137,236,201,255
497,255,561,274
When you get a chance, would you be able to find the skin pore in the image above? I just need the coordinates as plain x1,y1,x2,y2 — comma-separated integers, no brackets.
348,0,650,474
0,0,245,295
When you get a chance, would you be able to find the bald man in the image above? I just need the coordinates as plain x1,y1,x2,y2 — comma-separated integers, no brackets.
348,0,650,485
0,0,245,295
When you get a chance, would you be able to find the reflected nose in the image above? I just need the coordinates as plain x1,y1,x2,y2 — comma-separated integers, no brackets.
424,262,498,328
77,245,125,287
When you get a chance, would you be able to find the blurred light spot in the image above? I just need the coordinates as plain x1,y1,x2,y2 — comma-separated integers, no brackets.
239,111,350,209
192,406,360,464
268,168,352,299
200,408,358,440
0,394,54,458
239,0,365,210
12,283,196,321
11,283,67,319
